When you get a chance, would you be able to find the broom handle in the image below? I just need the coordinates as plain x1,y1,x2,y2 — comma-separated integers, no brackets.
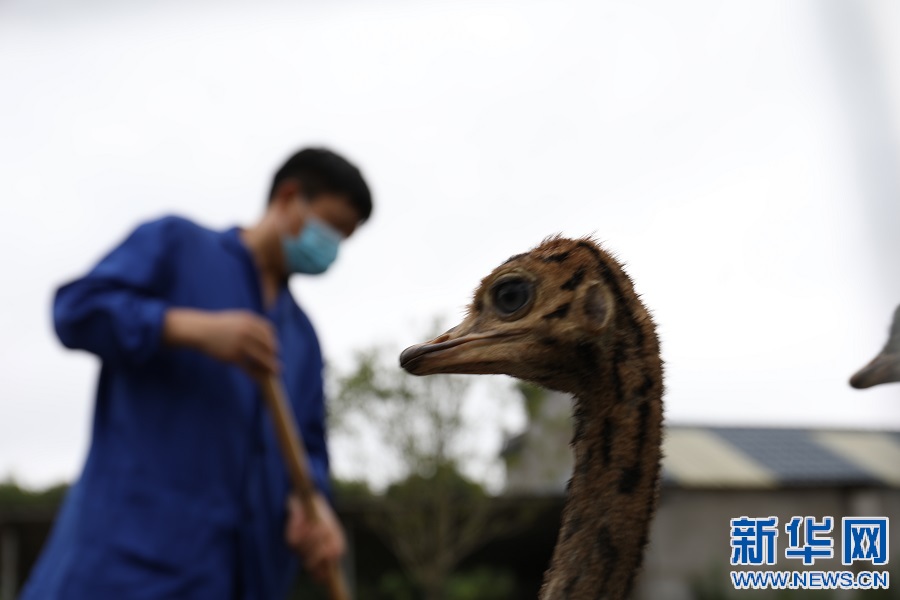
259,375,351,600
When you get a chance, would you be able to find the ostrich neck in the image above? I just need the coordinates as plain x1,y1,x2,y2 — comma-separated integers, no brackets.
539,346,663,600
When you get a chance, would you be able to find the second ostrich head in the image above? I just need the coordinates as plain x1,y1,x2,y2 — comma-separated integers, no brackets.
850,304,900,389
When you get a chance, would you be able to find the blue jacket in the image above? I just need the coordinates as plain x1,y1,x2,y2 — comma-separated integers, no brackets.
20,216,331,599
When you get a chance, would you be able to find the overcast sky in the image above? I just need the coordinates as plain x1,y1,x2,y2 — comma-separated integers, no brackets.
1,0,899,488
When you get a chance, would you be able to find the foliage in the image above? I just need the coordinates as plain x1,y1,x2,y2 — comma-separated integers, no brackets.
331,343,473,482
330,338,533,600
516,381,547,421
366,565,515,600
370,465,526,599
330,478,374,502
0,477,68,510
688,562,730,600
443,567,516,600
375,571,416,600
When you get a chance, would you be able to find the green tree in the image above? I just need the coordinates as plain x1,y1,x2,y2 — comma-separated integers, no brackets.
331,341,531,600
0,478,68,509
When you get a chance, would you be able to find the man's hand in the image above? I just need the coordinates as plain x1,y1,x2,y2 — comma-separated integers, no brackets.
163,308,280,377
285,493,346,582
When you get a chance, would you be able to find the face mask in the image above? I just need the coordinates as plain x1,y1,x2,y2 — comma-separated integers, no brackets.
282,216,343,275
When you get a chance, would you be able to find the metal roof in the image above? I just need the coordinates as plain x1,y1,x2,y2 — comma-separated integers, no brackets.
504,422,900,491
660,427,900,488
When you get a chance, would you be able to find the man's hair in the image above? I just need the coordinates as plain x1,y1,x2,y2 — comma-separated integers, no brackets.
268,147,373,222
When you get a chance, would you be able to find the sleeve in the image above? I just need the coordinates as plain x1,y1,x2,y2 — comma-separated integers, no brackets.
53,216,179,366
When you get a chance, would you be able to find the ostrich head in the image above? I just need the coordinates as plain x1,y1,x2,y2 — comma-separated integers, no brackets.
399,236,640,395
850,304,900,389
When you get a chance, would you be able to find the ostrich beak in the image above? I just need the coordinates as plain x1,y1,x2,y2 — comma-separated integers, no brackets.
399,324,525,376
849,351,900,389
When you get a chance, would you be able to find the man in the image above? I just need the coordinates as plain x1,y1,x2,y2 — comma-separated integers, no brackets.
20,147,372,599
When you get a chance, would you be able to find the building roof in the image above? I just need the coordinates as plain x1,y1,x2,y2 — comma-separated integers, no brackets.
661,426,900,488
503,422,900,491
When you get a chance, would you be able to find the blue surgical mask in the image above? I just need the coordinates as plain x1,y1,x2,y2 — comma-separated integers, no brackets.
282,216,343,275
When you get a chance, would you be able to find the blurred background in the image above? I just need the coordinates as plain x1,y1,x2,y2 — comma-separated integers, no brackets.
0,0,898,598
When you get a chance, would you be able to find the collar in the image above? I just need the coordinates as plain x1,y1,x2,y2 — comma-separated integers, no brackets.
220,226,289,315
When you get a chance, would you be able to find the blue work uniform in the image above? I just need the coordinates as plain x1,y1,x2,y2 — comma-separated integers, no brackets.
20,215,331,599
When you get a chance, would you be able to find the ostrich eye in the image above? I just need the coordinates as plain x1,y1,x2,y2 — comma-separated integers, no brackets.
491,278,533,316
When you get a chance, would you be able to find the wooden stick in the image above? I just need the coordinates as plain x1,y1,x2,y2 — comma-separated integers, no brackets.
259,374,351,600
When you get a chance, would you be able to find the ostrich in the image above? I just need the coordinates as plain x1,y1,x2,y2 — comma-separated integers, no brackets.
400,236,663,599
850,304,900,389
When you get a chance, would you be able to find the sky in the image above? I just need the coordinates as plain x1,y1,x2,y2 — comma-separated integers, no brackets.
1,0,899,488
